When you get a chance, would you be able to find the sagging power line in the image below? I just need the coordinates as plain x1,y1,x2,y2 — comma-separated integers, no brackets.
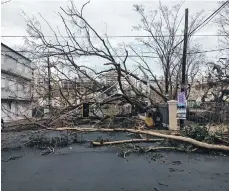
1,34,229,38
190,0,229,35
2,47,229,58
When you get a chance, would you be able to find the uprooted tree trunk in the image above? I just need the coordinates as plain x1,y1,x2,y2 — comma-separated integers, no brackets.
47,127,229,151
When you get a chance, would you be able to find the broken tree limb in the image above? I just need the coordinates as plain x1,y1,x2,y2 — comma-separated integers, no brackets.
119,149,132,160
40,146,54,156
92,138,164,146
144,146,181,152
47,127,229,151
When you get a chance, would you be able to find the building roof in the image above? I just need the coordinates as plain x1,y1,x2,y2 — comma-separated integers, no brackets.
1,43,31,62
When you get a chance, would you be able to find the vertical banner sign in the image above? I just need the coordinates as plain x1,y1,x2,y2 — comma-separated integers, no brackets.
82,102,90,118
177,92,186,119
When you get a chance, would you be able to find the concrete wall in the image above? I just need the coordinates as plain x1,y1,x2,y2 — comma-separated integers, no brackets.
1,44,33,122
1,72,31,100
1,45,32,80
1,101,32,122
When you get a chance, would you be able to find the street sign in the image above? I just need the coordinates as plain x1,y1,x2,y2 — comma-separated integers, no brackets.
44,108,49,114
177,92,186,106
177,92,187,119
177,106,187,119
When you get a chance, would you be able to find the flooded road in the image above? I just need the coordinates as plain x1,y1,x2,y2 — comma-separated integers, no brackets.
2,144,229,191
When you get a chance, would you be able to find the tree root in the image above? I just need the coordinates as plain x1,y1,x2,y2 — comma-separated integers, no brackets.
48,127,229,151
92,138,163,146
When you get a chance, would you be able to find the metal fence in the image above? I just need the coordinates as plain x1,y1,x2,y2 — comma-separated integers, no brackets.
158,103,169,128
187,102,229,125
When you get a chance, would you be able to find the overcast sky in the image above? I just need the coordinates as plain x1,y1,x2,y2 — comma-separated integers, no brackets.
1,0,227,74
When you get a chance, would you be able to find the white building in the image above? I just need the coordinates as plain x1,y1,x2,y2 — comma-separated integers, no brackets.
1,43,33,121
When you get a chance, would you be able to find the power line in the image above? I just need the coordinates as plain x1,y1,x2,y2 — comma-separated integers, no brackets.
128,48,229,55
187,47,229,54
2,47,228,54
1,2,228,63
1,47,229,59
190,1,229,35
1,52,159,59
171,1,229,54
1,34,228,38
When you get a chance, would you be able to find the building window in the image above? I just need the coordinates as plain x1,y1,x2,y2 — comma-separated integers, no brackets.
18,83,22,91
1,77,5,88
9,80,16,92
1,53,8,63
61,80,76,89
24,84,30,95
24,66,27,74
18,83,23,97
24,66,31,75
25,66,28,74
13,103,19,116
17,63,24,73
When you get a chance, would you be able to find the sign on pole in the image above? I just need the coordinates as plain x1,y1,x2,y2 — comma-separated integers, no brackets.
177,92,186,106
177,92,186,119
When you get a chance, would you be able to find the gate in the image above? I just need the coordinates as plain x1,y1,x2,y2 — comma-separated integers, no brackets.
158,103,169,128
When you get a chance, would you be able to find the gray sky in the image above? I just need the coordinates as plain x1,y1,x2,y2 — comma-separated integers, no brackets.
1,0,227,74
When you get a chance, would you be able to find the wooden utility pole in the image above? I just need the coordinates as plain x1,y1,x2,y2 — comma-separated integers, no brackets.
180,8,189,128
47,55,52,112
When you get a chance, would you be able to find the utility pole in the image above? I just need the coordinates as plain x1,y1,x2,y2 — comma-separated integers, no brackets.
47,55,52,112
180,8,189,128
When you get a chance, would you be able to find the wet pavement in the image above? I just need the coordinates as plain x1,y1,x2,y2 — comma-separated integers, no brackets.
2,143,229,191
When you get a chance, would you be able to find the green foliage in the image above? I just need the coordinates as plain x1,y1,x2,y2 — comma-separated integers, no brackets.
181,125,216,143
192,103,201,109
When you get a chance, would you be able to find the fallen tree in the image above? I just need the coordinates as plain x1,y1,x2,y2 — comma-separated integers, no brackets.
14,1,207,127
47,127,229,151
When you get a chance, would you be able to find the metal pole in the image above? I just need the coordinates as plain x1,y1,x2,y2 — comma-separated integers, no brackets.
180,8,189,128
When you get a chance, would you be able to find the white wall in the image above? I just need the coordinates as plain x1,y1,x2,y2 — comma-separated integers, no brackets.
1,45,32,80
1,75,31,100
1,102,32,122
1,103,11,121
1,44,33,122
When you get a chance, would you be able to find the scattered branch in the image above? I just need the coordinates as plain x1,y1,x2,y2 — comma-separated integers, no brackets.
92,138,164,146
48,127,229,151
